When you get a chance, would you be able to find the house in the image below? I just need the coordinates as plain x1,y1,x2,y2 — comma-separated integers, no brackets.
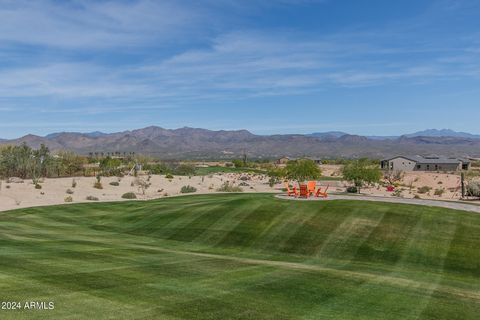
276,156,292,165
380,155,471,172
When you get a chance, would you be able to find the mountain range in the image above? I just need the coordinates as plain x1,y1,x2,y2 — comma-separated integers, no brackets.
1,127,480,159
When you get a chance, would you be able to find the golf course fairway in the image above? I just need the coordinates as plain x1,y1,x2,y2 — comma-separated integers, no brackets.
0,194,479,319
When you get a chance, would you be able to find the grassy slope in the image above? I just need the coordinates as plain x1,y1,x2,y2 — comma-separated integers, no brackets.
0,194,479,319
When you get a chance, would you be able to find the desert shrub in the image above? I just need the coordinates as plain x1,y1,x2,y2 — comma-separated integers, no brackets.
64,196,73,202
180,185,197,193
346,186,358,193
467,181,480,197
434,188,444,196
144,163,169,175
417,186,431,194
173,164,196,176
392,189,403,197
232,159,244,168
268,177,277,187
165,174,174,179
71,179,77,188
121,192,137,199
134,178,150,195
94,175,103,189
217,182,243,192
109,181,120,186
239,182,250,187
239,176,250,181
66,189,74,194
34,184,42,189
86,195,99,201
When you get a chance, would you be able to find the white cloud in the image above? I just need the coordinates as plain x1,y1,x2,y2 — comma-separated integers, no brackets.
0,0,201,48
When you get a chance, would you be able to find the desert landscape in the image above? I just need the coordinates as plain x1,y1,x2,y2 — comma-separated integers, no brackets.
2,1,480,319
1,163,475,213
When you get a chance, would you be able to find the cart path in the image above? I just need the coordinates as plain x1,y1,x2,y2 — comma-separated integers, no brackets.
275,194,480,213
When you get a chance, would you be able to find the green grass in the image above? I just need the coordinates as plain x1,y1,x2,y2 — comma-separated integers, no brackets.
194,166,265,175
0,194,479,319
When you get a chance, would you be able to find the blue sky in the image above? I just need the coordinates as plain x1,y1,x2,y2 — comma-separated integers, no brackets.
1,0,480,138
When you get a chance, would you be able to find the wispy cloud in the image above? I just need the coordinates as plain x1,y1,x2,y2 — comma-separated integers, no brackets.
0,0,479,138
0,0,202,49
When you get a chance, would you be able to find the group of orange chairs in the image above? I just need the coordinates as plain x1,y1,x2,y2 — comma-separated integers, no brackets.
285,181,328,198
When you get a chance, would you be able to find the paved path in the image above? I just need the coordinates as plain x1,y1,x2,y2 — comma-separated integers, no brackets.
275,194,480,213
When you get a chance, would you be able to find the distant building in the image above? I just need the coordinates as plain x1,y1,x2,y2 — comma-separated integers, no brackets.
276,156,291,165
380,155,471,172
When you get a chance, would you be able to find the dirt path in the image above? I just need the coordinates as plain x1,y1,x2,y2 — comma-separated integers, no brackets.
276,194,480,213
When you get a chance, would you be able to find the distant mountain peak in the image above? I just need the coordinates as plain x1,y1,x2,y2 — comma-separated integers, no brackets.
404,129,480,139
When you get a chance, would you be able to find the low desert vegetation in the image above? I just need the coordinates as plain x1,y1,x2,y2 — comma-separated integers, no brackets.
93,175,103,189
86,195,99,201
109,181,120,186
417,186,432,194
121,192,137,199
217,181,243,192
180,185,197,193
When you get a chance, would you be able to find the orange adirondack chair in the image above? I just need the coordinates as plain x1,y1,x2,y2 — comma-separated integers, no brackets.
315,185,329,198
299,184,310,198
307,181,316,195
285,182,299,197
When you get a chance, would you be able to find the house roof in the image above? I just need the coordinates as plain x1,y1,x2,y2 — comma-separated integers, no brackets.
382,155,464,164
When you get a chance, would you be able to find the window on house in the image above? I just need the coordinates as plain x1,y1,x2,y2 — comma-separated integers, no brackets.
416,165,421,169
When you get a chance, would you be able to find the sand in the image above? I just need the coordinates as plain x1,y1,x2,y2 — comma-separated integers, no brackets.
0,169,474,212
0,173,276,212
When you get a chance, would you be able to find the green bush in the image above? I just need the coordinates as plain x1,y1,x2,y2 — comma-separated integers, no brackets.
217,182,243,192
93,182,103,189
86,196,99,201
173,164,196,176
165,174,174,179
109,181,120,186
346,186,358,193
180,185,197,193
64,196,73,202
144,163,169,175
417,186,431,194
34,184,42,189
66,189,74,194
434,188,444,196
121,192,137,199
